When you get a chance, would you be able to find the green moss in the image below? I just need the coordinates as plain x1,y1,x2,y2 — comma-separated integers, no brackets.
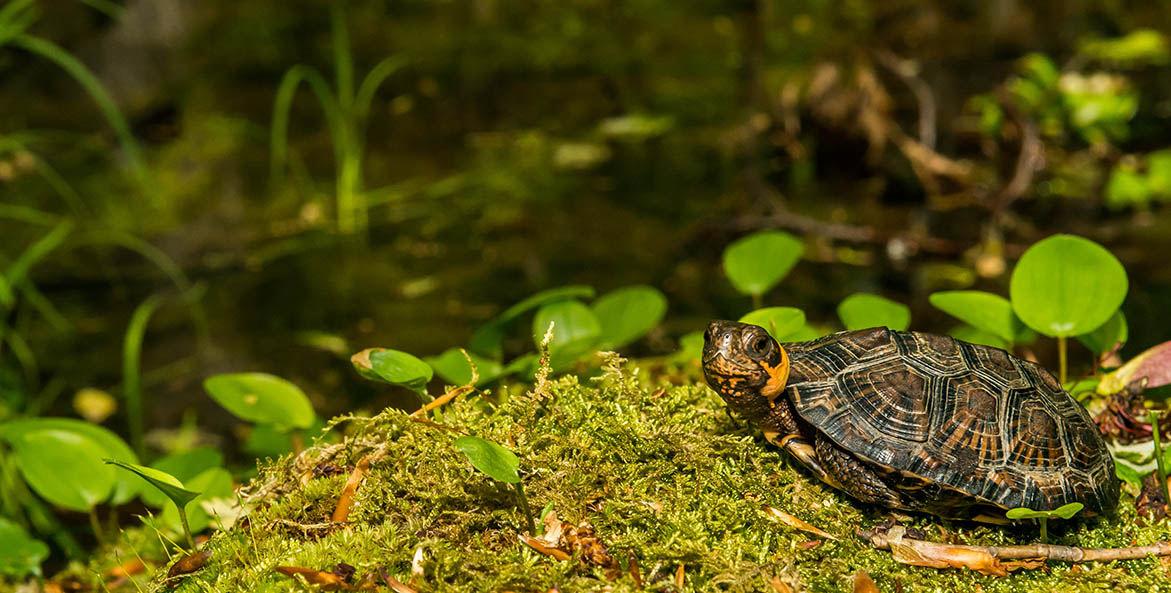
27,368,1171,592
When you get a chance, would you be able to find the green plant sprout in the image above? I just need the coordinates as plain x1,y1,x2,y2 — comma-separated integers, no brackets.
269,4,406,235
1005,502,1084,544
105,459,201,550
203,373,317,452
453,436,535,535
722,230,804,309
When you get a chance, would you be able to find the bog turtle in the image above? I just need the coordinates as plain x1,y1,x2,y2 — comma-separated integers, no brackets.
702,321,1119,521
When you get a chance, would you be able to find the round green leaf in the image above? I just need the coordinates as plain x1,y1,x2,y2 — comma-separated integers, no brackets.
533,300,601,369
366,349,434,395
468,285,596,356
13,429,115,511
673,331,705,362
738,307,806,341
139,448,223,508
722,231,804,297
426,348,504,386
929,291,1025,344
837,294,911,331
453,436,520,484
1005,507,1042,520
0,517,49,579
203,373,316,429
1010,235,1128,337
104,458,200,510
948,324,1009,350
1076,310,1128,355
1052,502,1084,520
0,417,141,504
592,285,668,349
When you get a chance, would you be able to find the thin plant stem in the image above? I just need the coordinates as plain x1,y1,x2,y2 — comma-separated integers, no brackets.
512,482,536,535
88,506,106,548
1039,517,1048,544
752,293,763,311
1151,410,1169,505
1057,336,1068,385
291,431,304,454
177,506,197,551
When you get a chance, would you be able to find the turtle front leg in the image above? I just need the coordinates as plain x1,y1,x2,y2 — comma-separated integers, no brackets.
814,433,903,508
762,429,843,490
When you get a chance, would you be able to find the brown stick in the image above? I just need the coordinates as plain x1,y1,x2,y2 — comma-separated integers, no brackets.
860,526,1171,563
411,349,479,418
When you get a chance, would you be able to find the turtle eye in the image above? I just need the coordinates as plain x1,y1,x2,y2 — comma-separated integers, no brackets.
751,335,770,355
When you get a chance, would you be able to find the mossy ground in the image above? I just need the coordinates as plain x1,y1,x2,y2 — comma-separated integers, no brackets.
22,366,1171,592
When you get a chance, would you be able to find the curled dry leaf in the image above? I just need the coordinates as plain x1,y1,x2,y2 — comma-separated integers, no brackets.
411,547,425,582
380,568,419,593
1100,340,1171,394
166,549,212,586
853,570,879,593
332,455,373,523
674,564,685,589
275,566,352,591
520,534,572,561
762,504,837,540
1137,473,1169,521
627,553,643,589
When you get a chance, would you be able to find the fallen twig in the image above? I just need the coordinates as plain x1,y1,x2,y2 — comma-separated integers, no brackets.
411,349,479,418
860,526,1171,576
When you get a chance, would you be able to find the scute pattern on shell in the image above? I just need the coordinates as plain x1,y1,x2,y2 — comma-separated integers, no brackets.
784,327,1119,516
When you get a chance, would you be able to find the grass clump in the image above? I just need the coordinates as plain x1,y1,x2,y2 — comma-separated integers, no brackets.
55,368,1171,592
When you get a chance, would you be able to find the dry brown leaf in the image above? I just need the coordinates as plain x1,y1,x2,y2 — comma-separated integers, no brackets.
853,570,879,593
331,455,372,523
411,547,425,583
105,558,146,578
763,505,837,540
383,572,419,593
520,534,572,561
274,566,353,590
166,549,212,586
769,575,794,593
674,564,685,588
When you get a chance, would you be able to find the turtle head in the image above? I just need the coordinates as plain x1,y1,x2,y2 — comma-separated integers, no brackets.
702,321,790,415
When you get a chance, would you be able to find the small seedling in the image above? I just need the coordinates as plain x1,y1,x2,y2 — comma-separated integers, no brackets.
1005,502,1084,543
351,348,434,402
105,459,201,550
453,436,535,534
1151,410,1170,506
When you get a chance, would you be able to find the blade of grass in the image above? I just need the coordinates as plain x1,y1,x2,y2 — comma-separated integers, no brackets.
123,294,168,456
269,65,342,189
9,34,150,192
4,220,74,288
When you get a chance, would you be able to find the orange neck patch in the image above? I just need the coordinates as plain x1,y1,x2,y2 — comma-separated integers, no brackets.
759,346,790,404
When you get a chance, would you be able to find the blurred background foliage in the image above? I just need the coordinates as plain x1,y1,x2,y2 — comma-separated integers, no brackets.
3,0,1171,460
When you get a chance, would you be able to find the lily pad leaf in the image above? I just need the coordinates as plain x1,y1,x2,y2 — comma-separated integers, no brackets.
723,231,804,297
1010,235,1128,337
592,285,668,350
837,294,911,331
739,307,806,340
203,373,316,429
453,436,520,484
0,518,49,579
105,458,200,510
13,429,114,511
929,291,1025,344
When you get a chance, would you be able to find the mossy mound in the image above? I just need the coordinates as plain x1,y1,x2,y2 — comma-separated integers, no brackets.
57,369,1171,591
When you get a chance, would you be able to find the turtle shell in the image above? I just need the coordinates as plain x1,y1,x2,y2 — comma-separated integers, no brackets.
783,327,1119,516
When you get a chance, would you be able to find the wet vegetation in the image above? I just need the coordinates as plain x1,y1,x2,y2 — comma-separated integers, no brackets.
4,0,1171,591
